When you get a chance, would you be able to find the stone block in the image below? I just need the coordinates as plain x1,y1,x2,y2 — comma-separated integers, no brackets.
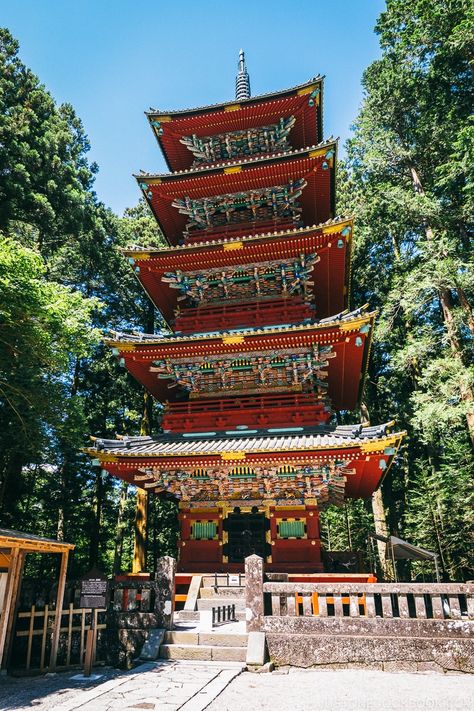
261,616,474,639
183,574,202,611
245,555,264,632
109,612,161,629
198,610,213,632
164,631,199,645
200,586,245,598
139,628,165,660
177,610,200,621
315,662,384,671
383,661,418,673
106,628,148,669
246,631,266,666
264,632,474,673
159,644,212,661
199,633,248,648
153,556,176,630
211,646,247,662
256,661,274,673
416,661,445,673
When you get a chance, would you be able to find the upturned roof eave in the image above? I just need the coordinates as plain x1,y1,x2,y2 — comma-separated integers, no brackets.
145,76,325,120
133,138,337,183
121,215,353,258
83,426,406,461
147,76,325,171
104,306,375,349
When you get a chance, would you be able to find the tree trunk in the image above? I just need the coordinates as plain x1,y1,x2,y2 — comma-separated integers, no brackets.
438,286,474,447
409,165,474,447
56,466,66,542
0,454,22,515
423,445,458,580
457,287,474,337
57,358,81,543
131,296,156,573
113,481,129,576
360,401,394,579
344,502,353,549
88,470,103,569
132,489,148,573
371,489,394,580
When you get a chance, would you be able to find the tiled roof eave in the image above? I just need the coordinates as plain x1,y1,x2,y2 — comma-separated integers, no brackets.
106,306,374,348
146,76,324,119
85,427,406,460
121,215,353,257
134,138,337,182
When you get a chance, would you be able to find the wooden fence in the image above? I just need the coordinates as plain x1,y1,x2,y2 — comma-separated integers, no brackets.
13,604,106,672
262,582,474,620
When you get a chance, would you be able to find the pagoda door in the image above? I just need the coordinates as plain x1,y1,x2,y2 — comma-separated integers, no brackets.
226,511,267,563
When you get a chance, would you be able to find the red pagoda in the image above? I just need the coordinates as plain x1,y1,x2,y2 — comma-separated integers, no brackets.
87,53,405,573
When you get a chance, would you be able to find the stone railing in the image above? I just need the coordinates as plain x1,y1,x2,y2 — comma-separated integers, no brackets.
262,582,474,620
244,555,474,672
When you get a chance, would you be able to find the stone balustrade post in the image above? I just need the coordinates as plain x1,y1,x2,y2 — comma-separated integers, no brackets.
245,554,264,632
153,556,176,630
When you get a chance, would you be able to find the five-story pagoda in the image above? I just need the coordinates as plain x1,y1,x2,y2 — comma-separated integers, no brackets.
87,53,405,573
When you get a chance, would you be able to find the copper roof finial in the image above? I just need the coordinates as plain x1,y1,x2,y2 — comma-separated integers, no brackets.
235,49,251,101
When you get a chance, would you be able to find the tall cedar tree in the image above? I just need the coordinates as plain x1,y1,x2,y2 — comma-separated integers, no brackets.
0,28,177,578
339,0,474,580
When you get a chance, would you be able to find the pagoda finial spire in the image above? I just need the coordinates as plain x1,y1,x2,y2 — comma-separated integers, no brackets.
235,49,251,101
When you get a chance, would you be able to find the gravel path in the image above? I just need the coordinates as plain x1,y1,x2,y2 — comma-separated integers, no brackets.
207,667,474,711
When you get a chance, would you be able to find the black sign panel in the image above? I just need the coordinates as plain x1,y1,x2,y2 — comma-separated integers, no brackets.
79,569,108,609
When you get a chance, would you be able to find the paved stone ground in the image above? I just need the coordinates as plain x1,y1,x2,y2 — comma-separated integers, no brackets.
0,661,243,711
207,667,474,711
1,664,473,711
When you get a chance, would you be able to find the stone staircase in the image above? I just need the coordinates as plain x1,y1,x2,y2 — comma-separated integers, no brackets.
160,574,248,662
160,628,248,662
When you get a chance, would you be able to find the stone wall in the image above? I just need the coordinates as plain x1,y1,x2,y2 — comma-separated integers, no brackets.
244,555,474,673
106,557,176,668
263,617,474,673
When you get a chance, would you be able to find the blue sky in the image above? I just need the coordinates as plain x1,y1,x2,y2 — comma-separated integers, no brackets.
3,0,385,214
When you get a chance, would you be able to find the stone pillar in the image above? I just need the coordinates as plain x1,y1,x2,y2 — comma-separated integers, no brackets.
153,556,176,630
245,554,264,632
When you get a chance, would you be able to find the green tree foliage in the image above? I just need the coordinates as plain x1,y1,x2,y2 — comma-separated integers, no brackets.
0,29,96,248
0,27,175,578
0,237,99,519
1,2,472,585
339,0,474,579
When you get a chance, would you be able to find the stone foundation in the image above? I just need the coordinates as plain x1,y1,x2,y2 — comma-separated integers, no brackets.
106,557,176,668
263,617,474,673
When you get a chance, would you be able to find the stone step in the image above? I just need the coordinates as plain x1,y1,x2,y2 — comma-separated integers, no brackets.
197,598,245,611
176,610,200,621
200,586,245,599
202,575,246,587
175,609,246,622
164,631,248,647
160,644,247,662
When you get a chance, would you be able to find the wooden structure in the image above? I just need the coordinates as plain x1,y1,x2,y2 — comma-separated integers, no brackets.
14,605,106,673
86,54,405,573
0,528,74,671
